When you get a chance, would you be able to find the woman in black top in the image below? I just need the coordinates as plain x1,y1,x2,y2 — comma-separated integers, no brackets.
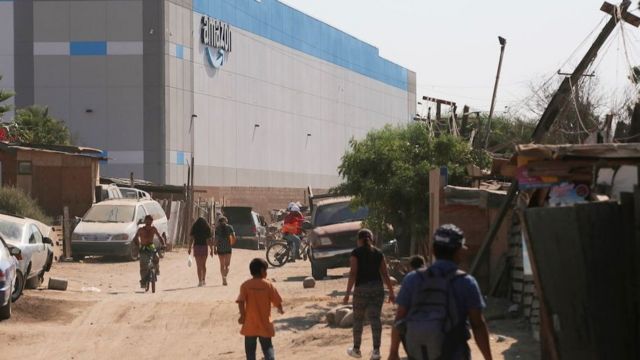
188,217,213,287
214,216,235,286
343,229,395,360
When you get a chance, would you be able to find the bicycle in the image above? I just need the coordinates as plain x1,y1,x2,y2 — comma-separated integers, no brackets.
141,248,160,293
266,235,309,267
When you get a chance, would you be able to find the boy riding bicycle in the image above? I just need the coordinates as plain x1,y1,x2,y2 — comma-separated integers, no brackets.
133,215,166,289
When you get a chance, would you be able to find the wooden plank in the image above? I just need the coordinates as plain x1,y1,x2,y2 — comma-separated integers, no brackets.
63,207,71,259
427,168,441,262
525,203,632,359
520,210,561,360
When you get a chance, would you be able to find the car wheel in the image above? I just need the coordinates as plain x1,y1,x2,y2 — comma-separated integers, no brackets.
44,252,54,272
0,296,11,320
128,244,139,262
311,261,327,280
25,271,43,290
11,270,24,303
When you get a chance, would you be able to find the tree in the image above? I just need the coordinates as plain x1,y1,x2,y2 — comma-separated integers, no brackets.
9,105,71,145
473,115,537,154
521,77,605,144
335,122,491,255
0,75,14,121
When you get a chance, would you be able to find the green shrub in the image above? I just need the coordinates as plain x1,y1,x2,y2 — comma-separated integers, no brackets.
0,187,52,224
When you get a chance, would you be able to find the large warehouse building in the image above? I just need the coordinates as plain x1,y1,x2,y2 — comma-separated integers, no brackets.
0,0,416,208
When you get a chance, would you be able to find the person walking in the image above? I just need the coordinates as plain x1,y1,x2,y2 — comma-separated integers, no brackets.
343,229,396,360
214,216,235,286
237,258,284,360
388,224,493,360
188,217,214,287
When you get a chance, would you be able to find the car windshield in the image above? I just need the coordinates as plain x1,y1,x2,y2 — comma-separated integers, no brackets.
120,189,138,199
83,205,135,223
0,219,24,244
314,202,368,227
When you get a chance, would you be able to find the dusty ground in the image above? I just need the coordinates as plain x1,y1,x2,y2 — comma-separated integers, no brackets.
0,249,539,359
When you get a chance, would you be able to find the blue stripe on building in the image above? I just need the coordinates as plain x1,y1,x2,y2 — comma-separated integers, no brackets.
176,44,184,59
70,41,107,56
176,151,185,165
193,0,409,91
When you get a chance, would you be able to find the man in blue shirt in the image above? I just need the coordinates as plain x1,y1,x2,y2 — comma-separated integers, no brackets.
388,224,492,360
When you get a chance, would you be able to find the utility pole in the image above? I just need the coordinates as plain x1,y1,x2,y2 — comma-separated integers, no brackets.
483,36,507,149
531,1,640,142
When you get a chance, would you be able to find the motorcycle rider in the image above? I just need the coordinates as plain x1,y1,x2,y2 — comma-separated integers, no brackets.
282,203,304,261
133,215,166,289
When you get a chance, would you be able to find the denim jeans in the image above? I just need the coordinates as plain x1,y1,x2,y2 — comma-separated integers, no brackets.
283,233,300,259
244,336,275,360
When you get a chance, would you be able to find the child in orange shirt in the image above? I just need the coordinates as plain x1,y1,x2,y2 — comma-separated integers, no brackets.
237,258,284,360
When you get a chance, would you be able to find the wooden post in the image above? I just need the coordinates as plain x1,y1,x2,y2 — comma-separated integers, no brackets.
518,208,560,360
427,168,442,263
129,172,134,187
63,206,71,260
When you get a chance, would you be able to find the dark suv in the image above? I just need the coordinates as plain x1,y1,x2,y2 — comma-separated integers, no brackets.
306,196,369,280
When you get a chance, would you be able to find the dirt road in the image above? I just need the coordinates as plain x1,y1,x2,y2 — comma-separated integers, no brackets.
0,249,538,359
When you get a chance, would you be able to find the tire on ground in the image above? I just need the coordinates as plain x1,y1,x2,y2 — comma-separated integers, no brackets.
0,295,11,320
11,270,24,302
311,261,327,280
25,271,43,290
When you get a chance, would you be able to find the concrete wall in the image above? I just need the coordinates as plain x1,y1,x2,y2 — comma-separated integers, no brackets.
0,0,15,121
163,0,416,190
27,0,147,179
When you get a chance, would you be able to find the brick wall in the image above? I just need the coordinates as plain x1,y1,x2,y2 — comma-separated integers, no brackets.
439,195,511,292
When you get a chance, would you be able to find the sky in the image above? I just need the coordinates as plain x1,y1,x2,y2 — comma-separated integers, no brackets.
281,0,640,119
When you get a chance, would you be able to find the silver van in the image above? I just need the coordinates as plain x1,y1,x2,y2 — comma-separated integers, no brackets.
71,199,168,260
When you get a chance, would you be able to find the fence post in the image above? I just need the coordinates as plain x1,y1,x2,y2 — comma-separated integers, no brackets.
63,206,72,260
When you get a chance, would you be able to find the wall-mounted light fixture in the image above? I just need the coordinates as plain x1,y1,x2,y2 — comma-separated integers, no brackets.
254,124,260,128
85,109,93,113
307,133,312,137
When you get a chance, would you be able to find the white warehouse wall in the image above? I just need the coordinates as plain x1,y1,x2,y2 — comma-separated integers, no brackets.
163,2,414,189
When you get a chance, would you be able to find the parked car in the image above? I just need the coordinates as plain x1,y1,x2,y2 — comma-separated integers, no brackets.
71,199,168,261
304,196,368,280
95,184,124,203
119,187,152,200
0,235,19,320
221,207,267,250
0,214,55,295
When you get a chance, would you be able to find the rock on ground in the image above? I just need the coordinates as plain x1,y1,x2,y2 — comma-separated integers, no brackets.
303,277,316,289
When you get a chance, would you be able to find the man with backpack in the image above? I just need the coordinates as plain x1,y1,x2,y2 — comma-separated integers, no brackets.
388,224,492,360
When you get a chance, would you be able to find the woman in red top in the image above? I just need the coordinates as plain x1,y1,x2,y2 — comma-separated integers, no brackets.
282,204,304,260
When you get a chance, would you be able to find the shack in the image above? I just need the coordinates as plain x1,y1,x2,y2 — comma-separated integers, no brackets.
0,142,104,218
498,143,640,360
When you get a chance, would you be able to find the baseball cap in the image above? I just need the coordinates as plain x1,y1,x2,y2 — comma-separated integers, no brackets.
433,224,466,248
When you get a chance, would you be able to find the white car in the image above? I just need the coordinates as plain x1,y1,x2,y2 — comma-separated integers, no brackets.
0,235,19,320
119,187,152,200
71,199,169,261
0,214,55,299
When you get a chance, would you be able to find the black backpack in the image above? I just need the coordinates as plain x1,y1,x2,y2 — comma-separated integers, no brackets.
406,267,467,360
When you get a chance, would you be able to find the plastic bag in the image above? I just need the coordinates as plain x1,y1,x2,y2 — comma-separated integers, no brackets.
187,256,193,268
